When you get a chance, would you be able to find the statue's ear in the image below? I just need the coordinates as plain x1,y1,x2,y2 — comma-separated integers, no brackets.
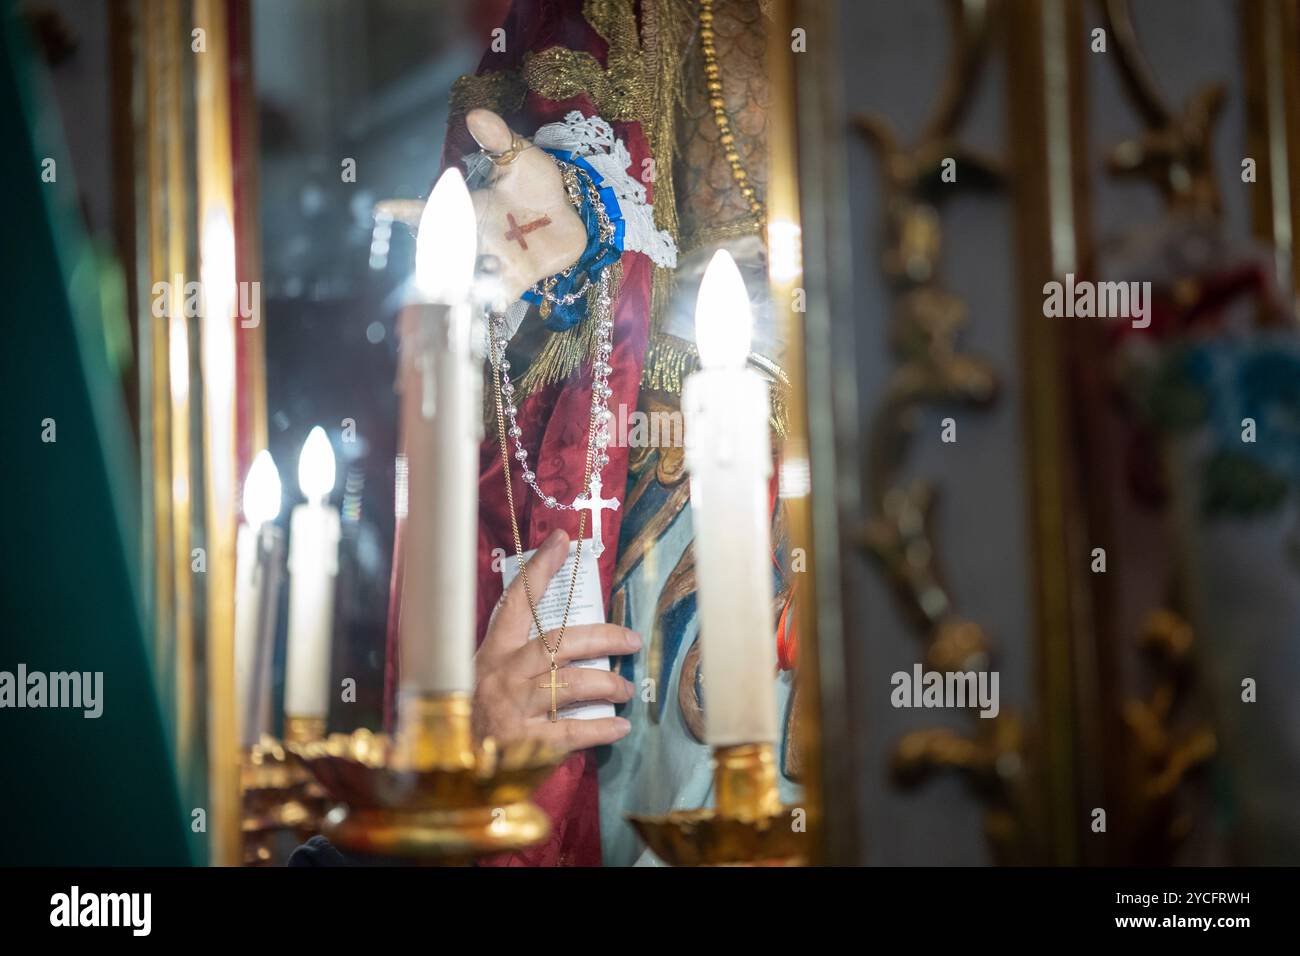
466,108,514,152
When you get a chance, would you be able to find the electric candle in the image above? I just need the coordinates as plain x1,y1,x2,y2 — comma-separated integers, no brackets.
683,250,778,746
284,427,340,730
234,450,283,749
397,167,480,696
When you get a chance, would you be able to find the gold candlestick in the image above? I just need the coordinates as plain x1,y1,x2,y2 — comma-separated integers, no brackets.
713,742,784,818
240,736,325,865
390,693,475,771
627,742,807,866
287,691,562,863
283,715,327,746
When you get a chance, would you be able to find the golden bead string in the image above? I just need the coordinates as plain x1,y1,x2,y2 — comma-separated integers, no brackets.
699,0,765,220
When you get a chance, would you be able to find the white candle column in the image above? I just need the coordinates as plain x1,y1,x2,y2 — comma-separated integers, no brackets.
397,167,480,697
284,426,340,737
234,450,284,749
683,250,778,747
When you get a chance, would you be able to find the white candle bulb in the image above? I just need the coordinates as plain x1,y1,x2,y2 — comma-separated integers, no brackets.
684,248,776,747
242,450,282,527
236,450,284,748
695,249,753,369
285,426,341,723
201,208,237,322
168,313,189,403
415,167,477,305
398,163,481,698
297,426,336,502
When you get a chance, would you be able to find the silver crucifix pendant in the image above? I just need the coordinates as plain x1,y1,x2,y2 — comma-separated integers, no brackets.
571,472,620,557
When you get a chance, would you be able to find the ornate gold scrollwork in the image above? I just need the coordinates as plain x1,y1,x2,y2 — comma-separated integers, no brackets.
1099,0,1221,858
1120,610,1217,856
1102,0,1225,217
853,0,1029,863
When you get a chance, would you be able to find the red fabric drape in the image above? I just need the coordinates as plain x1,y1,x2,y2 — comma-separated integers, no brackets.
385,0,655,866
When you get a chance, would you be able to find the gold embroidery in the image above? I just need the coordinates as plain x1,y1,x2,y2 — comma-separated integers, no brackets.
517,0,694,336
650,263,677,348
642,0,694,326
522,47,650,119
769,381,789,440
640,332,790,436
641,332,698,396
585,0,642,52
680,214,766,254
449,70,527,118
473,0,690,406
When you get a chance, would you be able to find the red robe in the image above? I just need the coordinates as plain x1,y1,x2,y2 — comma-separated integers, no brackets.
385,0,657,866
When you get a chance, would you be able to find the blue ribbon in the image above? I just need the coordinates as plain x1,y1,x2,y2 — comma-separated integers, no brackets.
522,149,625,331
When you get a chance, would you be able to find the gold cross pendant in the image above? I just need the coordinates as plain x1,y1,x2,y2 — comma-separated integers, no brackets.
538,663,568,722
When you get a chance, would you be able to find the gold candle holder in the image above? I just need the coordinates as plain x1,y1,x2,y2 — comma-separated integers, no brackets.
390,693,475,771
627,742,807,866
240,736,327,865
283,715,327,746
287,692,562,863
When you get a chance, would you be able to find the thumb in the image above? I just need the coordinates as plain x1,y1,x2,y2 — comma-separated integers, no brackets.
524,528,571,588
486,529,571,649
466,108,515,153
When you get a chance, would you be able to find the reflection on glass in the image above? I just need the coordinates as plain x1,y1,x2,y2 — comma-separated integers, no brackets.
251,0,807,866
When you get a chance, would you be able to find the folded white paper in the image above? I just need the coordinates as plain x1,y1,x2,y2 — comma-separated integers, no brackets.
501,540,614,721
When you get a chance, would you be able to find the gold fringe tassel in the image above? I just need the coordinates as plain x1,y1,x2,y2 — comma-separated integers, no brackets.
640,332,698,395
640,332,790,438
515,260,623,400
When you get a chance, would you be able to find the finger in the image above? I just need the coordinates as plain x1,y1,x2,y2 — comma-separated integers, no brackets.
503,623,642,678
528,668,636,715
466,108,514,152
534,716,632,752
482,529,571,654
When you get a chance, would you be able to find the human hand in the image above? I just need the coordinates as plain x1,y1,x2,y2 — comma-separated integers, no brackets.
473,529,638,751
465,108,588,304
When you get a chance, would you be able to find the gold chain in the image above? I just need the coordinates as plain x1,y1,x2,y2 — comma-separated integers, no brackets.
699,0,765,219
489,316,600,691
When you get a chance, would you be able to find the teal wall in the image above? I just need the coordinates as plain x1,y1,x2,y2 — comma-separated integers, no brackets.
0,2,190,865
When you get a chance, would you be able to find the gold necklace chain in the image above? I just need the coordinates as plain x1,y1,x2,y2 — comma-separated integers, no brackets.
489,315,598,679
699,0,765,220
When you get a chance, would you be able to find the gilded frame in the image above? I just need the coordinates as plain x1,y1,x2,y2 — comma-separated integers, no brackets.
133,0,250,867
131,0,849,866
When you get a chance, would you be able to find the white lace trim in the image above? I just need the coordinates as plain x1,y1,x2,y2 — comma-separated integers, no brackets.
531,111,678,269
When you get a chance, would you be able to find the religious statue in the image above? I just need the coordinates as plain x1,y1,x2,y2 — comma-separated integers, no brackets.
386,0,801,866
